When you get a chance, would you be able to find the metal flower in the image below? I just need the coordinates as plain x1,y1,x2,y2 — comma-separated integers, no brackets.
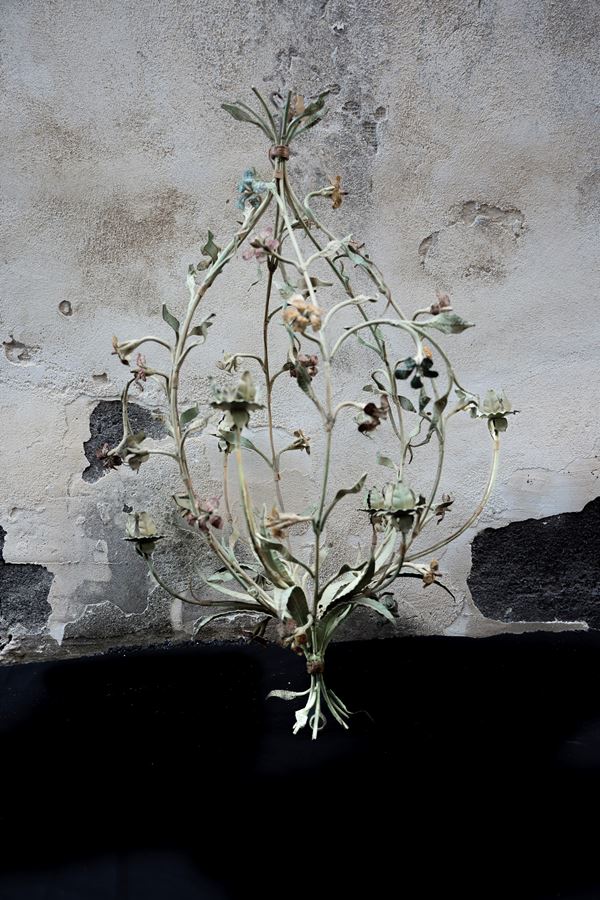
242,227,279,262
282,295,322,333
124,511,163,558
394,355,439,388
210,371,263,431
430,291,452,316
456,388,516,433
356,395,389,433
364,479,422,533
289,353,319,381
236,168,269,210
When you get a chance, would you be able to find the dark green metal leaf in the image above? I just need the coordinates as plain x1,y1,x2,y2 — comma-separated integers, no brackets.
190,313,216,339
321,473,367,527
353,596,397,624
180,406,199,428
162,304,180,335
201,230,221,265
221,102,273,138
398,395,416,412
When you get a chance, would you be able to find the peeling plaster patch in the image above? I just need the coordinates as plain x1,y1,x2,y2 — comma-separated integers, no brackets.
419,201,524,281
3,336,40,366
468,497,600,628
82,400,166,482
62,589,172,643
0,525,53,633
78,520,150,614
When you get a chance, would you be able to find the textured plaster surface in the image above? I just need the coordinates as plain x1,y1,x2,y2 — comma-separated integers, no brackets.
1,0,599,662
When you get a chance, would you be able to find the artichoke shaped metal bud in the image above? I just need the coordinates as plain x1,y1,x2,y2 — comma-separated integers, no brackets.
210,371,263,431
456,388,516,434
365,480,420,533
124,511,162,558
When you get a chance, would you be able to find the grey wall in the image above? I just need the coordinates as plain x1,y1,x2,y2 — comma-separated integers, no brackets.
1,0,599,662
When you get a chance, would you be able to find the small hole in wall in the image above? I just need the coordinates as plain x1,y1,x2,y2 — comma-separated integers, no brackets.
374,106,387,120
58,300,72,317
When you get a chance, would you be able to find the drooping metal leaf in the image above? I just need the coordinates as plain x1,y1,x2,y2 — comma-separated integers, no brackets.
422,313,474,334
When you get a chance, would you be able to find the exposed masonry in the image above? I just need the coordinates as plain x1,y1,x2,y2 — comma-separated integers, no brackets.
469,497,600,628
0,525,53,641
418,201,525,281
82,400,166,483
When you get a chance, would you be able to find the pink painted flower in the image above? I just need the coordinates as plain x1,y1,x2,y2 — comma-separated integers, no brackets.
133,353,148,384
242,227,279,262
184,495,223,531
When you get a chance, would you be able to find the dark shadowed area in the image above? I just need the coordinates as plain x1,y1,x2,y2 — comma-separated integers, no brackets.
1,633,600,898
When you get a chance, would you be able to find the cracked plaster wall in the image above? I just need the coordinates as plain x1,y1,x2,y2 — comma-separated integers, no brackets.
0,0,599,662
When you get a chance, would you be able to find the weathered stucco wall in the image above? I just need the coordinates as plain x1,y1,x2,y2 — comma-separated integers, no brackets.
1,0,599,662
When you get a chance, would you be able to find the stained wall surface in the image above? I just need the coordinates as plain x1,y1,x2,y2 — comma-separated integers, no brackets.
1,0,599,662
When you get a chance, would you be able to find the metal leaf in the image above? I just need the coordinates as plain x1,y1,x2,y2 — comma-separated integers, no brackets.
162,304,180,335
180,405,199,428
422,313,474,334
321,473,367,527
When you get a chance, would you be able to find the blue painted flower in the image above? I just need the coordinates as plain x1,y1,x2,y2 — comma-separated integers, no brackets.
236,168,268,209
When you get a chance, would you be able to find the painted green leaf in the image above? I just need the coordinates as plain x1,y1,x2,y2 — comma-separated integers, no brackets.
345,243,370,269
398,395,416,412
322,473,367,526
272,584,309,622
190,313,216,340
288,90,330,136
356,333,384,359
419,390,430,412
162,304,180,335
318,603,353,650
278,281,296,300
296,90,330,121
201,230,221,265
221,102,257,123
180,405,199,428
353,596,397,624
318,554,378,619
376,451,396,470
221,103,272,138
423,313,474,334
293,361,312,395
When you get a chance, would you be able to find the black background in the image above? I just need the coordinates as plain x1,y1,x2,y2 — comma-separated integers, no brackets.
1,632,599,899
